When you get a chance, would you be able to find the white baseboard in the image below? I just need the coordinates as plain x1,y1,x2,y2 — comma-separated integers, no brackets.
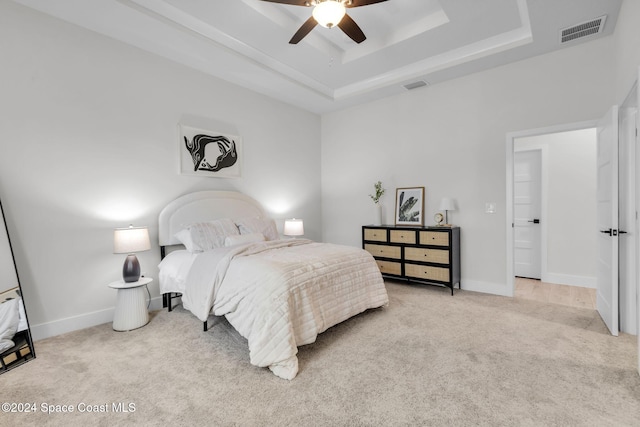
30,296,164,341
542,273,596,289
461,279,512,297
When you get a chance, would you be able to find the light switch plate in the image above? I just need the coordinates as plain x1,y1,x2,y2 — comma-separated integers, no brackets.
485,202,496,214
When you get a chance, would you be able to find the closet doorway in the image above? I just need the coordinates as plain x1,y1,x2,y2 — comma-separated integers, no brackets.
513,128,598,290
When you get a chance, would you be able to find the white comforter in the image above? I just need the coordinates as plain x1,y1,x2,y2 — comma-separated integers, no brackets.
181,239,388,380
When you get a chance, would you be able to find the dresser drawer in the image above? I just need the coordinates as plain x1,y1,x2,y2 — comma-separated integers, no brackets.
419,231,449,247
404,247,449,264
364,244,401,259
390,230,416,244
363,228,387,242
375,260,401,276
405,264,450,282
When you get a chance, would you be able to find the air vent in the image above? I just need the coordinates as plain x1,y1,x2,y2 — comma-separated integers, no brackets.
403,80,429,91
560,15,606,44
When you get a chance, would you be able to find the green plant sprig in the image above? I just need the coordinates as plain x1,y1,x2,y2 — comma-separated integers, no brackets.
369,181,385,204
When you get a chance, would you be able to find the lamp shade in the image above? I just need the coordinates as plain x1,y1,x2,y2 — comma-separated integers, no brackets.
439,197,457,212
113,226,150,254
283,218,304,237
312,1,346,28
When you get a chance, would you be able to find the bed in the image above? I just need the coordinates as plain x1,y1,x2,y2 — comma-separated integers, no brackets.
1,287,32,370
157,191,388,380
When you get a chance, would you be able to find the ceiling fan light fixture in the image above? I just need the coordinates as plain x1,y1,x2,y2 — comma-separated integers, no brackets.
312,1,346,29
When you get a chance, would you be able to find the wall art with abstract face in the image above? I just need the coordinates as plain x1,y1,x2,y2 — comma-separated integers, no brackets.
179,124,242,178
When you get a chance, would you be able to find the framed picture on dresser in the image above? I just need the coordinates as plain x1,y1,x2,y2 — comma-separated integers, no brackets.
395,187,424,225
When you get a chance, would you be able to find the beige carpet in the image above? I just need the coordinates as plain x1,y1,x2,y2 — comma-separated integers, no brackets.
2,281,639,426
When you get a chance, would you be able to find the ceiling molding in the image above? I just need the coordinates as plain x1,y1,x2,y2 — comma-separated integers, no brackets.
12,0,620,113
124,0,532,103
341,9,450,64
121,0,335,99
334,0,532,100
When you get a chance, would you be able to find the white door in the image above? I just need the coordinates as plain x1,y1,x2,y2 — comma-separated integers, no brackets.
514,150,542,279
596,105,619,337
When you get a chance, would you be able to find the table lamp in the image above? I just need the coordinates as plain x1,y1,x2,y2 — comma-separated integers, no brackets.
283,218,304,238
113,225,150,282
439,198,457,225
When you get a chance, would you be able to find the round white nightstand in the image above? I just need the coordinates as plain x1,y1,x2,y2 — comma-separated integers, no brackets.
108,277,152,332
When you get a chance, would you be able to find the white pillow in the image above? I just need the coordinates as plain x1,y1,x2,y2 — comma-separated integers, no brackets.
0,299,19,348
224,233,265,247
174,219,239,252
0,338,14,353
235,217,279,241
174,229,198,252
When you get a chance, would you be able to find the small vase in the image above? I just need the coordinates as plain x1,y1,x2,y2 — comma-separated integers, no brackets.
374,204,382,226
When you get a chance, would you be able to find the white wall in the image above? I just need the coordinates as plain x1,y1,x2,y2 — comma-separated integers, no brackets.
516,129,597,287
0,205,19,291
321,35,616,296
0,2,321,339
614,0,640,103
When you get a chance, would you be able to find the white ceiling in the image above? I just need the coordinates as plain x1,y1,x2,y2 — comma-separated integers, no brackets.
13,0,622,114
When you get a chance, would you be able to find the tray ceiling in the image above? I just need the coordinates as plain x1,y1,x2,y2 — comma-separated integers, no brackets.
12,0,622,113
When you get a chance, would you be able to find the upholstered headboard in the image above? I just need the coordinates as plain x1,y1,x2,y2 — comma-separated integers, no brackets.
158,191,267,247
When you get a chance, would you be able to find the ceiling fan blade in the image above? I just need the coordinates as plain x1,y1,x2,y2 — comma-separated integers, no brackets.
346,0,388,7
337,13,366,43
259,0,309,6
289,16,318,44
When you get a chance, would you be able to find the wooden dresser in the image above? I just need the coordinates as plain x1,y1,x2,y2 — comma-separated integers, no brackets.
362,225,461,294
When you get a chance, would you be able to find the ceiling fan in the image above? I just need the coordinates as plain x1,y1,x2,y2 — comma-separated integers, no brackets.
260,0,388,44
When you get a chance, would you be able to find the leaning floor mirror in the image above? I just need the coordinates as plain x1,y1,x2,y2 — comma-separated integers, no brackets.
0,198,35,372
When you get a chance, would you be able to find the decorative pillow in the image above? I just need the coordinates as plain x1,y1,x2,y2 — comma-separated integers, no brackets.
174,218,239,252
235,217,279,241
224,233,265,247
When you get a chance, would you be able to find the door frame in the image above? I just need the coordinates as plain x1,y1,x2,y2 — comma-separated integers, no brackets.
619,86,638,335
506,120,597,296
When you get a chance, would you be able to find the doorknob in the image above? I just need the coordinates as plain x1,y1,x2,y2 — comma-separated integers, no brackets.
600,228,617,236
527,219,540,224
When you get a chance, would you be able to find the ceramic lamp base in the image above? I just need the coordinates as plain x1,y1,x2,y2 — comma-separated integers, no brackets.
122,254,141,283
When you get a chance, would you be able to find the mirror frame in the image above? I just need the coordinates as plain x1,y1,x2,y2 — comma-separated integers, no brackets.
0,198,35,373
